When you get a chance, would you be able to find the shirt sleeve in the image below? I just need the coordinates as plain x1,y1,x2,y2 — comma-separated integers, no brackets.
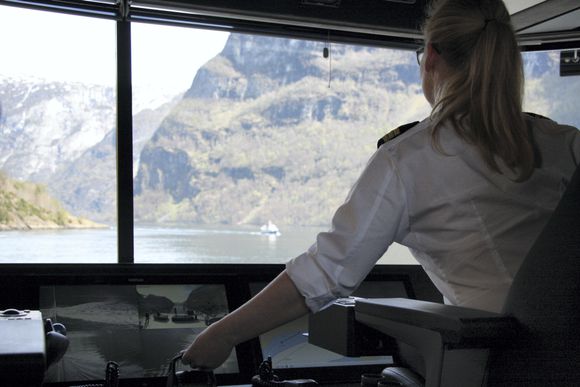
285,147,409,313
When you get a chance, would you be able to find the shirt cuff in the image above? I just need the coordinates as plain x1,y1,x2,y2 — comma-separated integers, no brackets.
285,251,338,313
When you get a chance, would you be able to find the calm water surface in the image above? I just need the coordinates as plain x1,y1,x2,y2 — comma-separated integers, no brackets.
0,224,322,264
0,224,416,264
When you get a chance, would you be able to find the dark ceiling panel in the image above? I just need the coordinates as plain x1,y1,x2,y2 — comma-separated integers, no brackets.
511,0,580,32
134,0,428,35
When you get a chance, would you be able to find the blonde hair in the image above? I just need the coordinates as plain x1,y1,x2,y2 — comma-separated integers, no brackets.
424,0,535,181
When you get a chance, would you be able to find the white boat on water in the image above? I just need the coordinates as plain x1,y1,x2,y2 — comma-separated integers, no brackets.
260,220,281,236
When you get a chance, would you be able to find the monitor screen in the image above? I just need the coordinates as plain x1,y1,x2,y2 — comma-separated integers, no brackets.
39,283,237,383
251,280,409,371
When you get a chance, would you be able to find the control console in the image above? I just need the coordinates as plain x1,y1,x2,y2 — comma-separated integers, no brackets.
0,309,47,386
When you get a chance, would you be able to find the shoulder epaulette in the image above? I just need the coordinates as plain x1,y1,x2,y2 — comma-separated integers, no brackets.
524,112,550,120
377,121,419,148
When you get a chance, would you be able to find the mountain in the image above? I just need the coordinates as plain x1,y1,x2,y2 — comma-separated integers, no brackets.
0,75,182,224
0,77,114,182
1,41,577,228
0,170,105,230
49,94,182,223
133,34,429,226
132,43,578,227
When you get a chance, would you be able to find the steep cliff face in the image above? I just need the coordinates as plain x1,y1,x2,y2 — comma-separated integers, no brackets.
184,35,326,101
134,34,428,226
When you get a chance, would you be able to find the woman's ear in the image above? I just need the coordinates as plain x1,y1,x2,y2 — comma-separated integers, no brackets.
424,43,440,73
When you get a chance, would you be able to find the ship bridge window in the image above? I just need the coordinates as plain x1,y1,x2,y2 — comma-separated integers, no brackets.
0,4,118,263
521,50,580,128
0,3,579,265
130,23,429,265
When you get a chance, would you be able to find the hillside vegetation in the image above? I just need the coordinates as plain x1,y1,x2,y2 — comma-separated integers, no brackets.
133,35,430,226
0,171,105,230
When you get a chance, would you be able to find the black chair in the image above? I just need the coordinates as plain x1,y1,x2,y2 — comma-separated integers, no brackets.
354,164,580,387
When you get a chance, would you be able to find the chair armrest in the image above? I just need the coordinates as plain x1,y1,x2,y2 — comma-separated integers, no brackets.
355,298,520,348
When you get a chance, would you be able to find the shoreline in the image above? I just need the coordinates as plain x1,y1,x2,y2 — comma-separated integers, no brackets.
0,219,110,231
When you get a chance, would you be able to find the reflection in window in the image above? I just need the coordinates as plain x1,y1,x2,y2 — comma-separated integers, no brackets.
0,5,117,263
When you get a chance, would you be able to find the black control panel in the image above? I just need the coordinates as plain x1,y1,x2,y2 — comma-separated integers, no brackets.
0,308,46,386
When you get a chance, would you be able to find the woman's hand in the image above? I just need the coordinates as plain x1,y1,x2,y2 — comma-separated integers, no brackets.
181,270,308,369
181,324,234,370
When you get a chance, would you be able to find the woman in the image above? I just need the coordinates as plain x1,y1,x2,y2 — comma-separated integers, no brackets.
182,0,580,369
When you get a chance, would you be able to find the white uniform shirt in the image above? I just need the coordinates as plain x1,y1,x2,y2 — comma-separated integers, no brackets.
286,115,580,313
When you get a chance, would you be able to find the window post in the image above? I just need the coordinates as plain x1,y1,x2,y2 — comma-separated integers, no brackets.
116,0,134,263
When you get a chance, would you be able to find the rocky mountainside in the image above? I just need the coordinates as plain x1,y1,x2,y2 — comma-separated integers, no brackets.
133,34,429,226
48,95,181,223
1,40,576,228
132,43,579,227
0,75,181,223
0,77,115,182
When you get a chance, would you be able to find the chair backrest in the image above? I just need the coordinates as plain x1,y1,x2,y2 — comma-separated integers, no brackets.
487,165,580,386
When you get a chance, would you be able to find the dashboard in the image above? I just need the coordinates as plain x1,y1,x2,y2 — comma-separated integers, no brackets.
0,264,440,386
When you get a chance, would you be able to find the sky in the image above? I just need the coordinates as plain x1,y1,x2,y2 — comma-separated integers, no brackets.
0,5,229,96
0,1,553,96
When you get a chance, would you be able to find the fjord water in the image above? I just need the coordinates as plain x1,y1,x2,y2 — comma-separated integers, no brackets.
0,223,417,264
0,224,321,264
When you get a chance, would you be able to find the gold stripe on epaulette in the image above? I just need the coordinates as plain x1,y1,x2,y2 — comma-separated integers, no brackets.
381,127,401,143
377,121,420,148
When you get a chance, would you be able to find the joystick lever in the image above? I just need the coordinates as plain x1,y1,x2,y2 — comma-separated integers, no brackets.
251,357,318,387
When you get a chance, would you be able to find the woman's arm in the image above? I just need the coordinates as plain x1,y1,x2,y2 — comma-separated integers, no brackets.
181,269,309,369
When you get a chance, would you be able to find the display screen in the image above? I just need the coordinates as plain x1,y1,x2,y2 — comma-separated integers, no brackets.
251,280,409,370
39,284,237,382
